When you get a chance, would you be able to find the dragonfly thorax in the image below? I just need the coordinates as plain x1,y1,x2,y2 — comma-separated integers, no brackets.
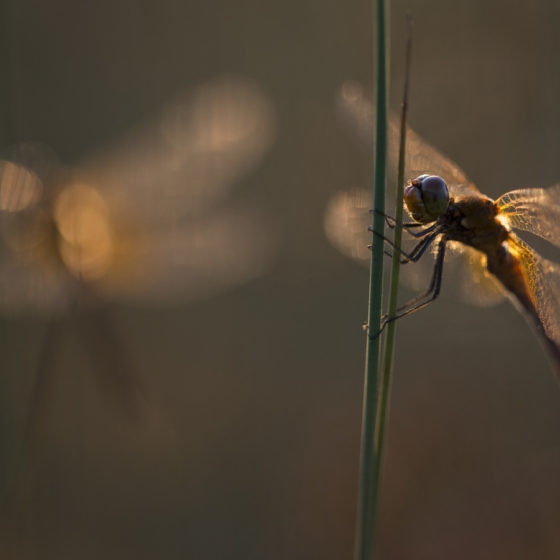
404,174,450,223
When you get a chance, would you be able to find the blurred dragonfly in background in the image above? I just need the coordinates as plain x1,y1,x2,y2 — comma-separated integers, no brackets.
325,82,560,378
0,75,277,442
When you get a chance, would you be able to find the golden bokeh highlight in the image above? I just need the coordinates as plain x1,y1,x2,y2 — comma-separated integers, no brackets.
53,184,114,281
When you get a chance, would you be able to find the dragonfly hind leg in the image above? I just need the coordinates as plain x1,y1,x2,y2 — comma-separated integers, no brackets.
368,237,447,340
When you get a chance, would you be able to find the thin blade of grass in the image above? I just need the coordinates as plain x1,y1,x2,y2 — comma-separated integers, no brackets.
354,0,388,558
374,19,413,495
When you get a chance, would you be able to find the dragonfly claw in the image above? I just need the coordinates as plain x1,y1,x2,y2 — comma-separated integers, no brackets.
364,321,388,341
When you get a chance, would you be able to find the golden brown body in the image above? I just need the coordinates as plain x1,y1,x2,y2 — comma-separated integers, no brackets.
445,196,530,305
442,195,560,370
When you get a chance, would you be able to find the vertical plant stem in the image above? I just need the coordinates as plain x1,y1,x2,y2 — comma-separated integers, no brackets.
354,0,388,559
374,19,413,499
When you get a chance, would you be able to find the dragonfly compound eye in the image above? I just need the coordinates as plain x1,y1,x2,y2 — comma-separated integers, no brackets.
404,175,449,223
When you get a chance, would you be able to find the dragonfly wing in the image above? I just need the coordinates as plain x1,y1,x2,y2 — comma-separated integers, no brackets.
0,142,65,215
506,234,560,372
324,187,506,306
496,185,560,248
76,76,276,227
445,242,506,306
337,82,481,199
324,188,372,265
96,205,277,305
0,160,43,212
0,77,276,312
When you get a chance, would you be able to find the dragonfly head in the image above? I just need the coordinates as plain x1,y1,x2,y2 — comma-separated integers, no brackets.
404,174,449,223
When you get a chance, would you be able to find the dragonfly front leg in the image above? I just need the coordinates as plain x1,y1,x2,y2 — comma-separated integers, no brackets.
369,228,441,264
368,237,447,340
370,208,438,238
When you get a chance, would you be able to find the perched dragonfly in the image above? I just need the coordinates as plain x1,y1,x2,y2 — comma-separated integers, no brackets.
0,75,277,439
325,82,560,378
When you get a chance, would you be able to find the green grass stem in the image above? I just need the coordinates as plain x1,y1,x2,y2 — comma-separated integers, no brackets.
354,0,388,558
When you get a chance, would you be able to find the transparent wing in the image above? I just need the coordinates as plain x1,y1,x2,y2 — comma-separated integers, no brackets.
445,241,505,306
96,204,277,306
496,185,560,248
324,188,372,264
507,234,560,356
76,75,276,226
337,82,480,199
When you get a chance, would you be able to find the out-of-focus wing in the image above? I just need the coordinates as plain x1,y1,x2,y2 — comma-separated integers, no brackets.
337,82,480,199
96,205,277,306
0,161,43,212
76,75,276,227
324,188,372,264
507,234,560,372
496,186,560,248
0,75,277,313
324,187,506,306
0,143,62,213
446,241,505,306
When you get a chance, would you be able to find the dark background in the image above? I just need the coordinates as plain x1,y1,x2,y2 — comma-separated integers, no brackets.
0,0,559,558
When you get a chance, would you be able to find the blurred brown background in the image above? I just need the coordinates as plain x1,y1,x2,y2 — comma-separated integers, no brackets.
0,0,559,558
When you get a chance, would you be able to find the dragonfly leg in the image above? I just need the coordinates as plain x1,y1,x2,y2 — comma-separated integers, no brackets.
367,238,447,340
371,208,421,228
369,228,441,264
369,243,401,259
404,221,439,238
370,208,436,238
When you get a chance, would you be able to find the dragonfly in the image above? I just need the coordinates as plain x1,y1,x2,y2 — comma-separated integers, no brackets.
0,75,277,442
325,82,560,378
